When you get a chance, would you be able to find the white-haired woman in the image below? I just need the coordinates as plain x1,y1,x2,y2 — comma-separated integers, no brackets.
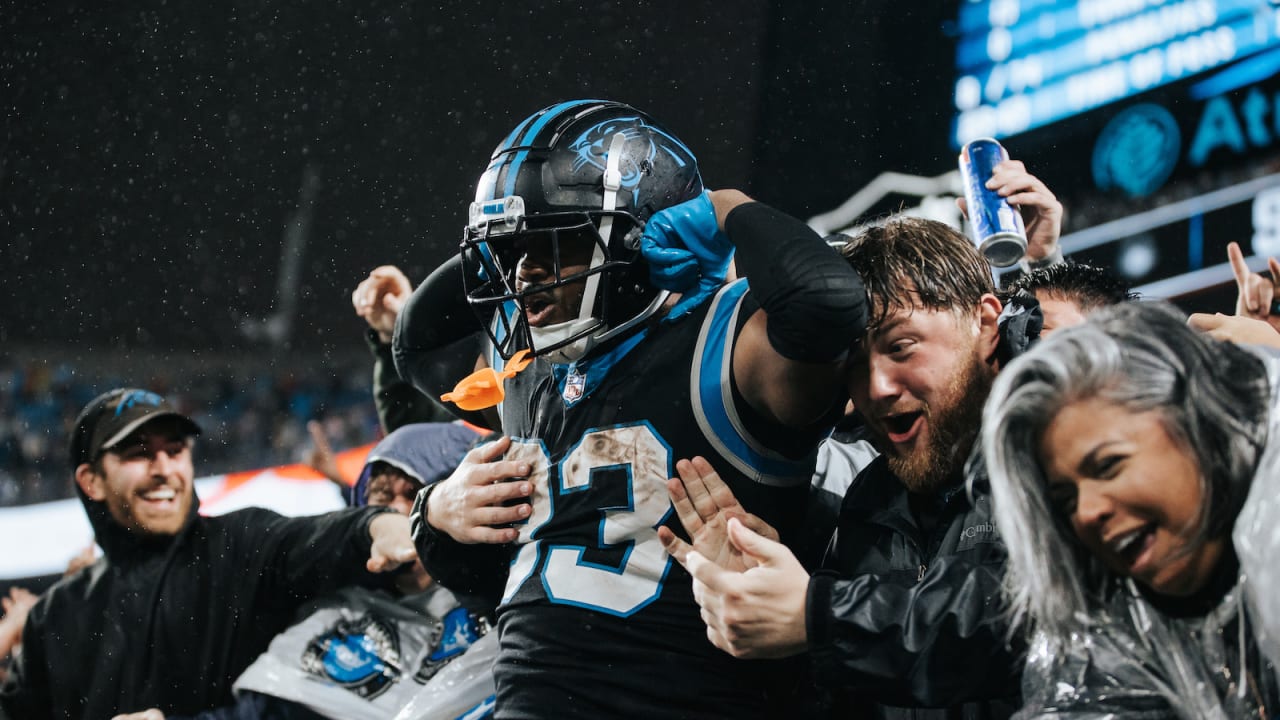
981,301,1280,718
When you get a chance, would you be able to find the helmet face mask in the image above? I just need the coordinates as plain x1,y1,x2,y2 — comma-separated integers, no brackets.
461,100,702,364
462,208,652,362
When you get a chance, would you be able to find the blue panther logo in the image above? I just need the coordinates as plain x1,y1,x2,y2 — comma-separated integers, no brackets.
302,614,402,700
414,606,482,684
112,390,165,417
568,117,689,205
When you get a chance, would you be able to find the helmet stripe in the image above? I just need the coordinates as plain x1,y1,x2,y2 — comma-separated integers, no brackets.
495,114,535,155
478,100,594,203
501,99,606,199
478,108,546,202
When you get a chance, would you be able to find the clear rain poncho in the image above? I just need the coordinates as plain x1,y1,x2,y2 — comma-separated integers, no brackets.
1016,345,1280,720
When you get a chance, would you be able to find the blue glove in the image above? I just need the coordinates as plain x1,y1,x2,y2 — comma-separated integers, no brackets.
639,190,734,322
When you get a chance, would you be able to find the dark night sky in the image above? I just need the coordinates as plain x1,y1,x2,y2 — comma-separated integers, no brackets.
1,1,956,355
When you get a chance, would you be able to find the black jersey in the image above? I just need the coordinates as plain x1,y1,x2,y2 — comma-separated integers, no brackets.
477,280,823,719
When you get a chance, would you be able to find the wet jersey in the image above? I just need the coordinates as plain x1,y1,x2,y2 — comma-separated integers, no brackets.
483,280,824,719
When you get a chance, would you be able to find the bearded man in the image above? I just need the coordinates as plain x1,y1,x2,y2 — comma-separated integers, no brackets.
1,389,420,720
661,216,1036,719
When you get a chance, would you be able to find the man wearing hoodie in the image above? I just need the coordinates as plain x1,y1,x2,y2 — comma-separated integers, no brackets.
0,388,420,720
230,421,496,720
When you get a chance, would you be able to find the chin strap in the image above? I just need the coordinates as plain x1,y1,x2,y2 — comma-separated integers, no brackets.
578,132,624,322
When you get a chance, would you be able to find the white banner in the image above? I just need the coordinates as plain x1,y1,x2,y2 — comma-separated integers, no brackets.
0,446,372,581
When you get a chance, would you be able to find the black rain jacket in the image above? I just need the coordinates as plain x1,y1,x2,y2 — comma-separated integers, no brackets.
0,485,394,720
805,454,1023,719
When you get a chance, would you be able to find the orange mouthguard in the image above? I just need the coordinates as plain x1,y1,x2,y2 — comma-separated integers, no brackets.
440,349,533,410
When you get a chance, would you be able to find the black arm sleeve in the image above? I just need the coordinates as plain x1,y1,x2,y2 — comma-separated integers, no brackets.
409,484,512,616
392,254,494,428
365,329,457,432
726,202,868,363
244,506,400,608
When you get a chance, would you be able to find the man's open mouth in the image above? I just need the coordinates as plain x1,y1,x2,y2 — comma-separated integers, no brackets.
523,295,556,327
882,411,924,444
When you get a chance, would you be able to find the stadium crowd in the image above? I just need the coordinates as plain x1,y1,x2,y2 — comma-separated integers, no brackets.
0,355,386,506
2,99,1279,720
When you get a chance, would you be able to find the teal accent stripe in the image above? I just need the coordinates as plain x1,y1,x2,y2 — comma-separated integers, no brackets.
695,281,814,482
501,99,604,199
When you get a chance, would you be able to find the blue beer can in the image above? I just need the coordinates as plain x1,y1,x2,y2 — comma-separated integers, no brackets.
959,138,1027,268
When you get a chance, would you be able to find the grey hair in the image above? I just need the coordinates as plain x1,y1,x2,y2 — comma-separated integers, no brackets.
982,301,1269,644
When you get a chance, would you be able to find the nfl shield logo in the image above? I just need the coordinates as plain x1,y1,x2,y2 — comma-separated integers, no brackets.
563,370,586,403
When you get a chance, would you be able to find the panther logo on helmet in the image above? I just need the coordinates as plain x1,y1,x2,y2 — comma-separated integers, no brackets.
568,117,691,207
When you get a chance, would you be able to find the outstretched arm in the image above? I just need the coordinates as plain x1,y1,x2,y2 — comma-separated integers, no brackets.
1188,312,1280,348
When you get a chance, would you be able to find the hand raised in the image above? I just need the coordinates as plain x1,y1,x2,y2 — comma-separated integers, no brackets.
353,265,413,343
656,456,778,573
1226,241,1280,334
958,159,1063,263
2,586,37,619
304,420,343,485
424,436,533,544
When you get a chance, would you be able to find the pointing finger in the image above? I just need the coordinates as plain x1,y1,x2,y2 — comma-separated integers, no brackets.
1228,242,1251,290
306,420,333,456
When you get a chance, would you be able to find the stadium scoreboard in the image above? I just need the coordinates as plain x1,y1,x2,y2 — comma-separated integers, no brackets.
949,0,1280,304
952,0,1280,147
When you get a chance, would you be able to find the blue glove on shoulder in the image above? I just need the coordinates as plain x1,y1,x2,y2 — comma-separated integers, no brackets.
639,190,734,322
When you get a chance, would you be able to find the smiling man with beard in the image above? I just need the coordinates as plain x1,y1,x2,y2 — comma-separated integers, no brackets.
661,216,1034,719
0,389,422,720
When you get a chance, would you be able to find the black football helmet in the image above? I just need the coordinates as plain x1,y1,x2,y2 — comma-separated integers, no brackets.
461,100,704,363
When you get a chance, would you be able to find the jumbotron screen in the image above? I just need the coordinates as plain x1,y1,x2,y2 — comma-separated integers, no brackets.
951,0,1280,148
949,1,1280,306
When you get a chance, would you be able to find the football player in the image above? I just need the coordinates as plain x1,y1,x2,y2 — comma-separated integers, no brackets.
393,100,866,718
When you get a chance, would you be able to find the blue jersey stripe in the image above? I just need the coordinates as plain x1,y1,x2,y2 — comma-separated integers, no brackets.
691,280,815,487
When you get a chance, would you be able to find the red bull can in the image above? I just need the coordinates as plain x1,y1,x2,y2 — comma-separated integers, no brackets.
959,138,1027,268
